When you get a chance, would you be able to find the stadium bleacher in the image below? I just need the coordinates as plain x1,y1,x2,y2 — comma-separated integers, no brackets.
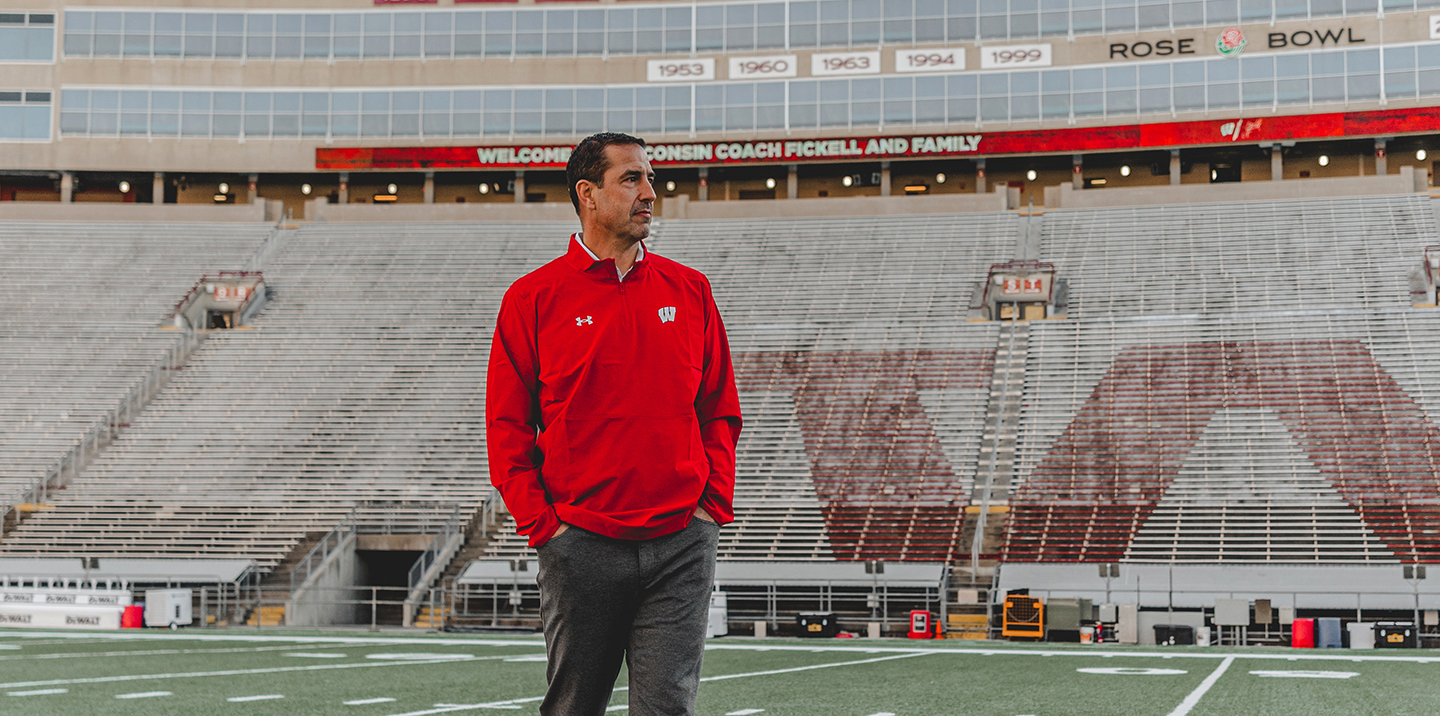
1039,195,1430,318
0,223,275,524
1003,194,1440,565
7,190,1440,603
0,222,576,569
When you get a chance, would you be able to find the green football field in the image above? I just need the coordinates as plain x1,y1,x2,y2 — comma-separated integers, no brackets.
0,629,1437,716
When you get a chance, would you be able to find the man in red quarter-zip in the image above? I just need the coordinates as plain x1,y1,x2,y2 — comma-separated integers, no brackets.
486,132,743,716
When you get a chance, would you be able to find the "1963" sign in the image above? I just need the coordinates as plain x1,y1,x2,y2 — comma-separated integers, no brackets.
811,51,881,77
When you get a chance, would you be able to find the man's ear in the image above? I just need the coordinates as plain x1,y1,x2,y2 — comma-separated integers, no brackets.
576,179,598,211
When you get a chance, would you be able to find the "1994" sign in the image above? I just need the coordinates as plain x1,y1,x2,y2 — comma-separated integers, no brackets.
895,48,966,73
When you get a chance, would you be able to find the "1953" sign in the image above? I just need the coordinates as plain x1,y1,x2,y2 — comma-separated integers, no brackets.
647,58,715,82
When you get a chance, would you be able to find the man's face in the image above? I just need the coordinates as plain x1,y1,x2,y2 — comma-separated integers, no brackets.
589,144,656,242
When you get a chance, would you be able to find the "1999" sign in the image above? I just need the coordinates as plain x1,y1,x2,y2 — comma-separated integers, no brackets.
647,58,716,82
895,48,965,73
729,54,799,79
978,43,1052,69
811,51,881,77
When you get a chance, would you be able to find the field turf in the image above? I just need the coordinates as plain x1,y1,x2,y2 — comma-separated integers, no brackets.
0,629,1437,715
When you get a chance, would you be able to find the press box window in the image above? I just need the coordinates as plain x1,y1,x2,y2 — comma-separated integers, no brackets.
0,90,51,140
0,13,55,62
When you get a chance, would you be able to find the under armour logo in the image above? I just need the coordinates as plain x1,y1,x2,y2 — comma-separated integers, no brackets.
575,316,593,326
658,307,676,324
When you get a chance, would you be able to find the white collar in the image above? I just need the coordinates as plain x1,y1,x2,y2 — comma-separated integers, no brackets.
574,233,644,280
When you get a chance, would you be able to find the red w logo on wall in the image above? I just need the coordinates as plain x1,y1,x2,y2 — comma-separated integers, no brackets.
1004,340,1440,563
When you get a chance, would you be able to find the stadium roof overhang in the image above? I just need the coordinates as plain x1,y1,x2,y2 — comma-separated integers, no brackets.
316,105,1440,171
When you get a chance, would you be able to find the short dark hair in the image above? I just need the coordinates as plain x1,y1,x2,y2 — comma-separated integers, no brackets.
566,132,646,212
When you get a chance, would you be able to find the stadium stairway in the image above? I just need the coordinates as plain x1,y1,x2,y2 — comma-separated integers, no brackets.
239,529,331,627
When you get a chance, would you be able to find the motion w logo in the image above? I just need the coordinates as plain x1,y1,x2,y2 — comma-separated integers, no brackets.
658,307,677,324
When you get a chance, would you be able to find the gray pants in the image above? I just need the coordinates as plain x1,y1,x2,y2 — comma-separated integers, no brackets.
536,518,720,716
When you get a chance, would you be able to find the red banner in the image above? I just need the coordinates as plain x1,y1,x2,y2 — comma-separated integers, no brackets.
315,105,1440,170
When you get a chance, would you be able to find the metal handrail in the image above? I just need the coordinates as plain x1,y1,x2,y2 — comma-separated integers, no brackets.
0,328,204,537
408,504,464,594
290,506,359,595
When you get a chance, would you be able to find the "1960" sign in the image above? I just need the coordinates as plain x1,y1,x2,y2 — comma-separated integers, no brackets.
729,54,799,79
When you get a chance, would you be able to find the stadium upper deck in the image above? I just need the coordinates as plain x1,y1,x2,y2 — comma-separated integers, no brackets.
2,0,1440,207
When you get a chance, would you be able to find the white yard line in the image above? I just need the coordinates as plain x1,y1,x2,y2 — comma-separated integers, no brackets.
697,652,930,684
1166,656,1234,716
229,694,285,702
7,688,68,696
379,652,932,716
0,642,372,662
347,697,399,705
115,691,173,699
3,629,1438,663
0,653,522,690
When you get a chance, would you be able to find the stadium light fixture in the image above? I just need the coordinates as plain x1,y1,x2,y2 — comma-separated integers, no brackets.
1419,149,1428,161
1120,165,1131,177
1026,170,1037,181
842,176,853,187
1318,155,1330,167
300,183,312,195
387,183,398,195
118,181,130,193
666,180,676,192
935,173,946,184
765,177,776,189
478,183,490,195
218,182,230,194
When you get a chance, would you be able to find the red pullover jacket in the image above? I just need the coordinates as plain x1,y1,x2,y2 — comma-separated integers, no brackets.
486,235,743,548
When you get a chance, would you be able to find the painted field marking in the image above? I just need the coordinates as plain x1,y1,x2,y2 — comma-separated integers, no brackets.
699,652,930,685
0,645,19,650
1078,667,1187,675
432,703,524,711
229,694,285,702
727,710,765,715
0,641,382,663
7,630,1440,665
503,655,548,663
381,652,932,716
367,653,476,661
346,697,399,705
604,706,628,712
1250,670,1359,679
285,652,348,658
865,712,896,716
0,654,518,690
116,691,172,699
1166,656,1234,716
7,688,68,696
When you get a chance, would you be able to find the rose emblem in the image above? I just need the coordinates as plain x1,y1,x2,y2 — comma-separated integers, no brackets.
1216,27,1247,57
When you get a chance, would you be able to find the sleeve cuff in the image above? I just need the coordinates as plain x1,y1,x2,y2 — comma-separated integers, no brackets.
526,506,562,548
